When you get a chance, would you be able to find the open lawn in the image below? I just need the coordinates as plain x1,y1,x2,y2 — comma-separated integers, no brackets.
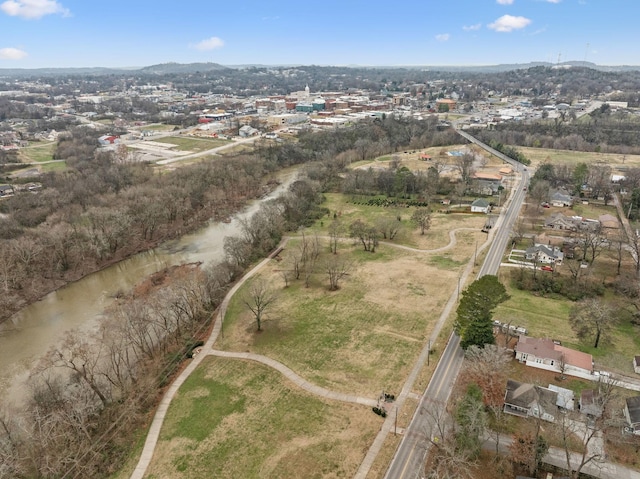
493,280,640,373
17,142,56,163
518,146,640,170
311,192,487,251
153,136,230,152
218,243,458,397
218,205,486,398
144,356,379,479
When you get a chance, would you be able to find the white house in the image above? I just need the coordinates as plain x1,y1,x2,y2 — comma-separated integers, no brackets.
550,189,573,207
514,336,594,379
525,244,564,265
471,198,491,214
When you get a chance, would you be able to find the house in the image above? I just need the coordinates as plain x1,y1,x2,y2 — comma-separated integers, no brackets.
634,356,640,375
544,213,578,231
239,125,259,137
471,172,502,195
525,244,564,265
623,396,640,435
599,213,620,230
503,379,558,422
514,336,594,378
579,389,603,418
550,189,573,207
471,198,491,214
98,135,119,146
548,384,575,411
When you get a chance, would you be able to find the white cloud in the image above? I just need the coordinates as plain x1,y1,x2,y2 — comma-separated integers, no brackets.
463,23,482,31
0,0,69,19
497,0,514,4
0,47,27,59
190,36,225,51
488,15,531,32
435,33,450,42
544,0,561,3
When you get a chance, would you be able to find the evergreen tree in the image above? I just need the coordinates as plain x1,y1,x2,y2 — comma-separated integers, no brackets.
455,275,509,349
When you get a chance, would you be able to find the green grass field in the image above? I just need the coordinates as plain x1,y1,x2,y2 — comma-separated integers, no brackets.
144,356,379,479
153,136,230,152
519,146,640,169
18,142,56,163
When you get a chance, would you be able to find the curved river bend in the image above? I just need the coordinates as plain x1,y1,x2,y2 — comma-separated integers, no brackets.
0,173,297,407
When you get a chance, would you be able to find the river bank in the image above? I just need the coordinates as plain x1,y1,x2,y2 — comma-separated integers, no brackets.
0,170,298,409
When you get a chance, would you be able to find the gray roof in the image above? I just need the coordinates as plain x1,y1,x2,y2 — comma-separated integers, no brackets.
505,379,558,413
471,198,490,207
627,396,640,424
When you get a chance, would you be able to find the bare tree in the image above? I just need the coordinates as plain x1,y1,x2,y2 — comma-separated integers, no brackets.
243,279,278,331
423,399,477,479
569,298,616,348
349,219,379,252
411,208,432,235
558,378,618,479
454,152,475,185
328,218,342,254
325,256,353,291
575,224,607,264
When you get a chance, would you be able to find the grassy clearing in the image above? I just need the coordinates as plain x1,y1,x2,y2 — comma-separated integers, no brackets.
39,160,66,172
309,192,486,252
518,146,640,169
153,136,229,152
493,280,640,373
141,124,177,131
219,235,472,397
145,356,379,479
17,142,56,163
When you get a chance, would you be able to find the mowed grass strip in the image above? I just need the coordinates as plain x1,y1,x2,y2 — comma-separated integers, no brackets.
146,356,379,479
219,241,465,397
518,146,640,169
18,142,56,163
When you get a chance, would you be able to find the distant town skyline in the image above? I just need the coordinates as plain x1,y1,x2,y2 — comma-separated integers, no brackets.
1,0,639,69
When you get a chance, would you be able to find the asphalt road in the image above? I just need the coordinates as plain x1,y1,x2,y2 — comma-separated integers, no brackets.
383,129,528,479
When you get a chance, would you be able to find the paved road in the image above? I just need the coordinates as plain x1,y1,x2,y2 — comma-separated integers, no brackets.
381,129,529,479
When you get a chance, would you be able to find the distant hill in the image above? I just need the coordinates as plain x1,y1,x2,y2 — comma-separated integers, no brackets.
138,62,230,74
0,61,638,78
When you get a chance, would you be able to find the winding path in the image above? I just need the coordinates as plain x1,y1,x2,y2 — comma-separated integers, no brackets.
208,350,377,407
130,226,482,479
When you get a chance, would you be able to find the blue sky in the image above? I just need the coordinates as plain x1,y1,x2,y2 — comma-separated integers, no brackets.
1,0,638,68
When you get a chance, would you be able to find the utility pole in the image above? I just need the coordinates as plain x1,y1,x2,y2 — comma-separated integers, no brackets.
427,339,431,366
474,240,478,266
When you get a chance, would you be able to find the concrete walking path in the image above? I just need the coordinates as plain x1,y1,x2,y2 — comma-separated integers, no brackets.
130,251,275,479
130,226,492,479
208,350,377,407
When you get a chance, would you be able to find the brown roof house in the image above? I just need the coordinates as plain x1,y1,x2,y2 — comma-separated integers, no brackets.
503,379,558,422
514,336,594,379
624,396,640,435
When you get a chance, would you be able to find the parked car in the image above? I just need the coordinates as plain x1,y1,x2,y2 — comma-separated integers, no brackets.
541,265,553,272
